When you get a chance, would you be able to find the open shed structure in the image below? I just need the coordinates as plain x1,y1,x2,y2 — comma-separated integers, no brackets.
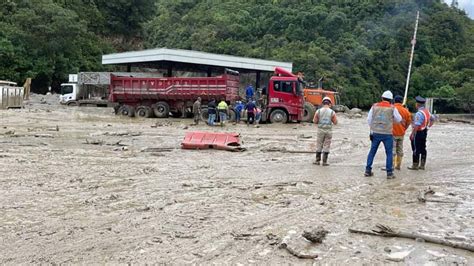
102,48,293,89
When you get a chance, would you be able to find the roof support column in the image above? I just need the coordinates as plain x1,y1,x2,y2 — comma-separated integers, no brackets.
207,67,212,77
256,70,261,89
127,64,131,72
167,65,173,77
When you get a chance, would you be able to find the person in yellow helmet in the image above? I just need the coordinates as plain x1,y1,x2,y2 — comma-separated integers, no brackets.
313,97,338,166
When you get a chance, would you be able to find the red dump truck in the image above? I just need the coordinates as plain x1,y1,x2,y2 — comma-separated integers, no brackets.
109,68,304,123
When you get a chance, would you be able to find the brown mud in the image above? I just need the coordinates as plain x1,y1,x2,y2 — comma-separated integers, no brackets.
0,94,473,264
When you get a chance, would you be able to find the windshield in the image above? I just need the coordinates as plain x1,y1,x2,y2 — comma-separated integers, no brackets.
61,85,74,95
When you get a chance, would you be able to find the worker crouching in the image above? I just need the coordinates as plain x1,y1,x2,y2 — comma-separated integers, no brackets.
313,97,337,166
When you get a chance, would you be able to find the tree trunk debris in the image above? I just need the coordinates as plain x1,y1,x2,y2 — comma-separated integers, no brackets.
349,224,474,252
261,147,315,154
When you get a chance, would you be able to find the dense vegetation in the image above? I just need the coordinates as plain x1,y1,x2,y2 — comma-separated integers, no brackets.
1,0,473,111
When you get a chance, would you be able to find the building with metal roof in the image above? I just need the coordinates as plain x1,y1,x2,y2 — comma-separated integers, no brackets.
102,48,292,72
102,48,292,88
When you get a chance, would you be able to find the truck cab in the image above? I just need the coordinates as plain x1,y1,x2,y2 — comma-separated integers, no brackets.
59,83,77,105
262,67,304,123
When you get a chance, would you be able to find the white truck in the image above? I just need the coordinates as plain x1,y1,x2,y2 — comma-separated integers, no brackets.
60,72,165,107
59,72,112,106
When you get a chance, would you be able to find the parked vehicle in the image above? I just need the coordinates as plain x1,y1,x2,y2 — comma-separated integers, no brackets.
59,72,162,107
0,80,24,109
109,68,305,123
302,86,347,122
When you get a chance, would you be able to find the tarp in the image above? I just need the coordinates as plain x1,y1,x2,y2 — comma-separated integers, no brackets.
181,131,245,152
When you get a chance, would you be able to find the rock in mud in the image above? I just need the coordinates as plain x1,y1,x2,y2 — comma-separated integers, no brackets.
349,108,362,114
302,226,328,243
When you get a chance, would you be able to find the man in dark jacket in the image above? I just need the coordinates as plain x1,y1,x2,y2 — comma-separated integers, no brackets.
207,99,217,126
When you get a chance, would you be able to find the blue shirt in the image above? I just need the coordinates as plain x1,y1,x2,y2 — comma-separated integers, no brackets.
235,103,244,112
246,102,256,112
414,106,434,126
245,86,254,97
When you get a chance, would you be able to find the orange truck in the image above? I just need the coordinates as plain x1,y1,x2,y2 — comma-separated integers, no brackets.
302,86,346,122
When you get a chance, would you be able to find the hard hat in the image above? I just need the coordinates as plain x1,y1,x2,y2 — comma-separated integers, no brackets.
382,90,393,100
322,96,332,104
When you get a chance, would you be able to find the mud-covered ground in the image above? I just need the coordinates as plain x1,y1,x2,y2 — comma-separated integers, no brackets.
1,94,473,264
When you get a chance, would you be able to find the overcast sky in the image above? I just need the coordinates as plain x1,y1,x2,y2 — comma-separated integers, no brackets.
443,0,474,18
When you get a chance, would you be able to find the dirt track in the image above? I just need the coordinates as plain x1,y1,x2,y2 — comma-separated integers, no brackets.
1,96,473,264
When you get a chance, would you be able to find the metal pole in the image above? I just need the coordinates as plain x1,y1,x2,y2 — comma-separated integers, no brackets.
403,11,420,105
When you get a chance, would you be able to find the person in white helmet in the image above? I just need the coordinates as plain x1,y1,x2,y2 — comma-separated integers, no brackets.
365,90,402,179
312,96,337,166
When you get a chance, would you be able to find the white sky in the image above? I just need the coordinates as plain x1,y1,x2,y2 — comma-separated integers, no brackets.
443,0,474,18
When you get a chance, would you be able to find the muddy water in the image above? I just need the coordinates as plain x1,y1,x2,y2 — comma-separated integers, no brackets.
0,101,473,264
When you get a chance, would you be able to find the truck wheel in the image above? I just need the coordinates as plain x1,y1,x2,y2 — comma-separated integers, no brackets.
200,108,209,121
136,106,152,118
118,105,134,117
270,109,288,123
153,101,170,118
67,101,78,106
303,102,316,122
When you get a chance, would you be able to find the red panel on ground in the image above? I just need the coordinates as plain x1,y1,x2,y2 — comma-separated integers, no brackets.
181,131,245,152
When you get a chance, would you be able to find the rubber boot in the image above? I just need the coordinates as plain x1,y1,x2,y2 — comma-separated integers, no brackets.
419,154,426,170
395,155,402,170
322,152,330,166
313,152,322,165
407,154,419,170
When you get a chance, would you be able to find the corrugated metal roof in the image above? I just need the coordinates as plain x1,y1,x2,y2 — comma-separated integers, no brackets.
102,48,292,72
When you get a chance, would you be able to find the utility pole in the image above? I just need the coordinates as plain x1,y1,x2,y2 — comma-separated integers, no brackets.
403,11,420,106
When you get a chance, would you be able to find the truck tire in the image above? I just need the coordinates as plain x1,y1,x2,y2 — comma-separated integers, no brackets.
270,109,288,123
67,101,78,106
153,101,170,118
136,106,152,118
118,105,134,117
303,102,316,122
200,108,209,121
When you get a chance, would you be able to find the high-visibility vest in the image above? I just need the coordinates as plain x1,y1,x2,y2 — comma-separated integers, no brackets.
419,108,431,131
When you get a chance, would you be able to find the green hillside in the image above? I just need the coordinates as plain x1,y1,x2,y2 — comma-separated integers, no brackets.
0,0,472,111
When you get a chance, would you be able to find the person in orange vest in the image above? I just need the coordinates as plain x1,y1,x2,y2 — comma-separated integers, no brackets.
408,96,435,170
365,91,402,179
392,95,412,170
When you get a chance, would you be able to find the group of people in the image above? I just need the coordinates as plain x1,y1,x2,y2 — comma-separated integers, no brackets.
191,86,263,127
313,91,434,179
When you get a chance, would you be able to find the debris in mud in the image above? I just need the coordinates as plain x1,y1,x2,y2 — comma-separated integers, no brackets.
298,134,312,139
34,133,54,138
349,224,474,252
302,226,328,243
136,206,151,212
386,249,414,262
141,147,175,152
84,139,127,147
266,233,281,245
261,147,314,154
279,229,324,259
417,187,435,202
231,232,257,240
